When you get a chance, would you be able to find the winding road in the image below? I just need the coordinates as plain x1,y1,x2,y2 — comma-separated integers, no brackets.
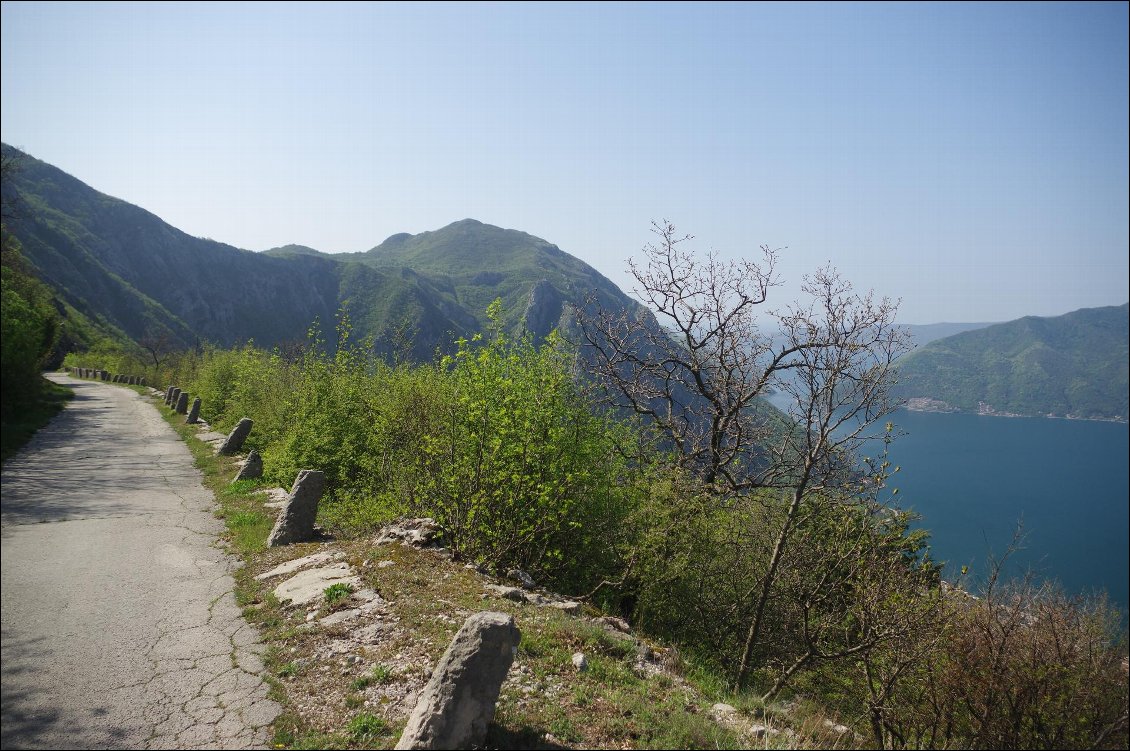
1,374,279,749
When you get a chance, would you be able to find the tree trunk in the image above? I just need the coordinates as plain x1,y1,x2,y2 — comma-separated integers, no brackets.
734,483,806,691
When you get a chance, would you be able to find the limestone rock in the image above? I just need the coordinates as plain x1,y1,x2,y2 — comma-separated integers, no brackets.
521,279,565,342
484,584,526,602
266,470,325,547
548,600,582,615
185,397,201,424
217,417,253,455
376,518,440,547
394,611,520,750
710,703,737,720
571,652,588,672
272,564,359,607
234,450,263,482
506,569,536,590
597,615,631,634
255,550,341,581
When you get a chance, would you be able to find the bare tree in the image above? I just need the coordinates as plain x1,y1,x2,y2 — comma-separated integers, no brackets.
138,329,174,375
575,220,912,690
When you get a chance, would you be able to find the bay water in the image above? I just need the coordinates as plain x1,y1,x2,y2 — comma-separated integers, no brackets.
885,410,1129,611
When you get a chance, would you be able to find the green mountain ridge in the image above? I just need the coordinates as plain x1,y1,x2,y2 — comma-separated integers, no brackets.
1,144,643,359
7,142,1124,424
893,304,1129,420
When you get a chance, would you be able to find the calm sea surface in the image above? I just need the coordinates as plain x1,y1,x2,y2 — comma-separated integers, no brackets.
884,410,1129,611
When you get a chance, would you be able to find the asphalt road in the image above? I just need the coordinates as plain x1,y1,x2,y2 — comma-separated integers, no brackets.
1,374,279,749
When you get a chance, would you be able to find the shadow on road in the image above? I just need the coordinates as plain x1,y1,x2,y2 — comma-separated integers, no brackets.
1,380,173,530
0,628,130,750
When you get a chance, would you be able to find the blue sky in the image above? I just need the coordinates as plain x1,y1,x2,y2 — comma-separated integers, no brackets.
2,1,1127,323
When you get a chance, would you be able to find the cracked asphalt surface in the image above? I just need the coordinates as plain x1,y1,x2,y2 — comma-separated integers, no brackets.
1,374,279,749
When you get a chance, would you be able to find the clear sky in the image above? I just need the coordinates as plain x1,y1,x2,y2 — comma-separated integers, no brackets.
2,1,1127,324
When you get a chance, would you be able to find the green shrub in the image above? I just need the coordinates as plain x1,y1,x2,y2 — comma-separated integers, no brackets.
406,301,639,590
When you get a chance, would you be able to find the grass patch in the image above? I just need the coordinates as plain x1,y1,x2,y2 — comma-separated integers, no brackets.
1,376,73,465
350,664,394,692
347,712,390,742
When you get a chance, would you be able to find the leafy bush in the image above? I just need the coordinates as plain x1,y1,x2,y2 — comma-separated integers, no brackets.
1,233,60,415
407,301,638,587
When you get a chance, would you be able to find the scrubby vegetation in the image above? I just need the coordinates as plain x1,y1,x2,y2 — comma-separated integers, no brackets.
110,293,1126,750
0,227,71,461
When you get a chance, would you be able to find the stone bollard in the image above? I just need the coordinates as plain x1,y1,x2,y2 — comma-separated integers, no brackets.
175,391,189,414
185,397,201,424
217,418,253,455
164,386,175,405
394,612,521,750
233,450,263,482
266,469,324,546
170,387,182,408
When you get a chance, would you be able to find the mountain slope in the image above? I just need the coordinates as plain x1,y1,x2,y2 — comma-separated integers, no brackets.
893,304,1129,420
903,321,996,348
1,144,644,357
342,218,635,341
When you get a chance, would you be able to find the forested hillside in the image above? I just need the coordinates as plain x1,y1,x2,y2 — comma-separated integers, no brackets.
0,144,643,360
894,304,1129,420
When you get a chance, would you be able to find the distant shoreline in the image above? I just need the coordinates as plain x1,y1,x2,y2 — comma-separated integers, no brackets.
902,397,1128,424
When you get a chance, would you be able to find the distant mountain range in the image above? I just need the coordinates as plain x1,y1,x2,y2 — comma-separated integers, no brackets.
1,143,638,361
901,321,996,348
893,304,1129,421
4,143,1126,422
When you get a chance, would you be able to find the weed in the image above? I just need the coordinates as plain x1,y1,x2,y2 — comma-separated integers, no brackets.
226,478,264,495
323,582,354,606
548,715,583,743
347,712,389,742
351,664,394,692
